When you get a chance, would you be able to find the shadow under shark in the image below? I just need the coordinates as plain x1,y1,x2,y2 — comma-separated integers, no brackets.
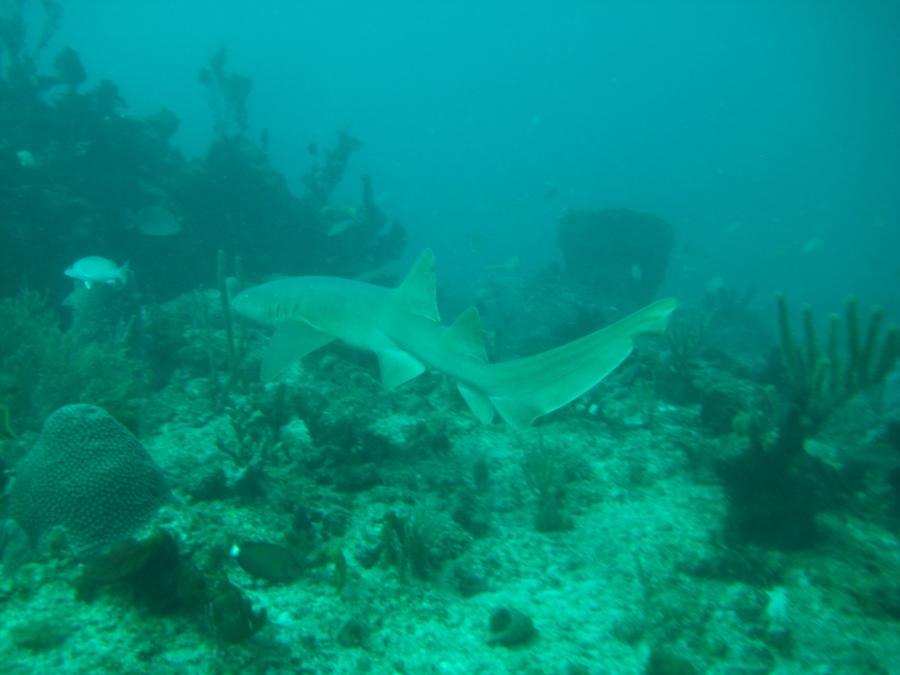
233,250,677,429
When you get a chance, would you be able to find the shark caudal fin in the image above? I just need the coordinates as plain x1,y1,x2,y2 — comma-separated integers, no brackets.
487,297,678,429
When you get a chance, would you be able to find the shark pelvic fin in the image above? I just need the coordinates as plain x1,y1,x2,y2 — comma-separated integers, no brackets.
394,249,440,322
446,307,488,362
261,320,334,381
457,384,495,423
491,397,544,430
377,348,426,389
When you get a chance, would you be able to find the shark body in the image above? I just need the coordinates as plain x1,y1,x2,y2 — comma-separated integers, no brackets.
233,250,677,429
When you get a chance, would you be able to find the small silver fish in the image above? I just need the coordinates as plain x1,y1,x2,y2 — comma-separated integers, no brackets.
327,217,362,237
132,205,182,237
630,262,643,281
801,236,823,255
16,150,37,168
64,256,129,289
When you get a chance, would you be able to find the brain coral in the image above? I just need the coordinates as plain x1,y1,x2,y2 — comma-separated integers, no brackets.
8,404,169,556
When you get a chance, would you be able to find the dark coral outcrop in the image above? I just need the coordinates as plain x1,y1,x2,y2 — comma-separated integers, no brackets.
558,208,674,310
7,404,169,556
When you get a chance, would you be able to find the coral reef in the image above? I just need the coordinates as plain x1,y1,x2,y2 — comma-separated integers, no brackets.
775,293,899,430
1,16,406,301
1,5,898,673
521,437,575,532
486,607,537,647
715,295,899,550
2,281,899,672
197,47,252,139
884,364,900,452
557,208,674,310
66,281,141,346
0,290,147,432
7,404,169,555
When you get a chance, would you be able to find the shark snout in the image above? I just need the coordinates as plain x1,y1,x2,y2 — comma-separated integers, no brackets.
231,289,254,319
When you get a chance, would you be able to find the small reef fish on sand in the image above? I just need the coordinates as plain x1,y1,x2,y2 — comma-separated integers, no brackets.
64,256,129,289
234,250,678,429
230,541,304,583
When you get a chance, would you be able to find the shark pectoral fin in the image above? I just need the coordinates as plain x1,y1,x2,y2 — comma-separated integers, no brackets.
377,349,425,389
261,321,334,381
457,384,494,424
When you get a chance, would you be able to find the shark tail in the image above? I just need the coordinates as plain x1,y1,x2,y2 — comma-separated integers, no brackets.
484,297,678,429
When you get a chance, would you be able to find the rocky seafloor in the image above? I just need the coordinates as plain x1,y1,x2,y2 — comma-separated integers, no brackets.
1,290,899,675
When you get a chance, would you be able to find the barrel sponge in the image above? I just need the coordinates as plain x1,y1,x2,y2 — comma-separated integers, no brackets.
8,404,169,556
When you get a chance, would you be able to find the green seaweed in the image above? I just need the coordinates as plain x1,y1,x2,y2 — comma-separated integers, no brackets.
0,402,15,438
309,540,348,593
521,436,574,533
9,617,70,652
380,510,434,581
208,576,267,643
0,290,147,432
217,248,238,388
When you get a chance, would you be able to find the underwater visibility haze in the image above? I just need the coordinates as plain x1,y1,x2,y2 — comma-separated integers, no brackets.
1,1,900,672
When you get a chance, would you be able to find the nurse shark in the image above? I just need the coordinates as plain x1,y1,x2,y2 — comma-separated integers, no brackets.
233,250,677,429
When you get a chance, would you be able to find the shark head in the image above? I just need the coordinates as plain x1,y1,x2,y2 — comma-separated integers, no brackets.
232,285,270,325
232,277,340,327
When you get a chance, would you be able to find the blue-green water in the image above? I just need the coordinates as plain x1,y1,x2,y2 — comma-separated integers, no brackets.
1,2,899,673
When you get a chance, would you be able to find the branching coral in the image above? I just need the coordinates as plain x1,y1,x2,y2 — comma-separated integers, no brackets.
715,295,899,551
0,290,147,431
301,128,363,209
198,47,253,138
0,0,62,85
521,436,574,533
380,506,470,581
0,401,15,438
776,293,899,429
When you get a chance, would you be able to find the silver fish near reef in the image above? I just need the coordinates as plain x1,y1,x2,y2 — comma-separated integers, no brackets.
64,256,129,289
131,205,183,237
327,217,363,237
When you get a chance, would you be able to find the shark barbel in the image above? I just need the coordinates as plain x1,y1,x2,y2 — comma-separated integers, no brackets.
233,251,677,429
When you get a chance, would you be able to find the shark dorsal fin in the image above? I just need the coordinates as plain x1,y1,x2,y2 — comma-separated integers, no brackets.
394,249,440,322
446,306,488,362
